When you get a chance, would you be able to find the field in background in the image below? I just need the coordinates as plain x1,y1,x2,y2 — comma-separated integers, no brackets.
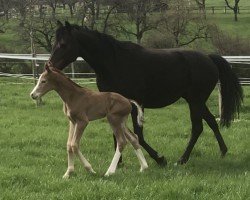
1,0,250,54
206,0,249,7
0,77,249,199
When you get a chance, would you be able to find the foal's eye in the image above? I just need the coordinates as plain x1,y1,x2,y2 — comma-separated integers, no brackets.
41,80,46,84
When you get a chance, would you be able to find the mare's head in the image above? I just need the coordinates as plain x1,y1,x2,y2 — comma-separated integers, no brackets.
50,21,80,70
30,64,57,100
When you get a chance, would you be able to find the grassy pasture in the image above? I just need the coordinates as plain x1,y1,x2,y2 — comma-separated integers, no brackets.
1,0,250,54
0,77,249,200
206,0,250,7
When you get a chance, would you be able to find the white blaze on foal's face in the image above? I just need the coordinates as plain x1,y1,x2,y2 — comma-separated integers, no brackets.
30,71,52,99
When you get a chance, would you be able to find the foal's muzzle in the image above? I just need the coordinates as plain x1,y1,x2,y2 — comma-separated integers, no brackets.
30,93,39,100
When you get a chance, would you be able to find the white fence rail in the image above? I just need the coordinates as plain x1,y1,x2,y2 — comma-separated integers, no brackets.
1,54,250,85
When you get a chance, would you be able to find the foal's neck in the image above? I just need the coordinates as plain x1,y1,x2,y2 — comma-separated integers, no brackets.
54,76,86,104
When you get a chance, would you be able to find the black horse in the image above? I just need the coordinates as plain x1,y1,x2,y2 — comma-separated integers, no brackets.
49,21,243,165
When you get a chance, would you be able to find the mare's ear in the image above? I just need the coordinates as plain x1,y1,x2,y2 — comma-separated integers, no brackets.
57,20,63,28
65,21,72,32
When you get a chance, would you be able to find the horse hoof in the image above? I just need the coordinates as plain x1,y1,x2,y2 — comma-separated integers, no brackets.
156,156,167,167
104,171,114,177
177,157,188,165
62,173,70,179
89,169,96,174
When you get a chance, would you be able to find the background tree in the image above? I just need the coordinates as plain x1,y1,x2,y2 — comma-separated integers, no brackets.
225,0,240,21
117,0,168,44
101,1,119,33
20,15,56,52
44,0,59,19
194,0,206,19
76,0,101,29
0,0,12,20
161,0,208,47
209,24,250,56
12,0,36,26
0,21,5,33
60,0,78,17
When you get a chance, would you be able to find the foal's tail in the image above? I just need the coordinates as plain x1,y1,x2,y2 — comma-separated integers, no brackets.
130,100,144,127
209,54,243,127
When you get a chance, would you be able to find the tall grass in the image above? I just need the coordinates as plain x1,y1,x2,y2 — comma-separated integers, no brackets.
0,78,249,199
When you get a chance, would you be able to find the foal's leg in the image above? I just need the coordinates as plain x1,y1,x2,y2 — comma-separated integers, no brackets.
71,120,96,174
178,102,204,165
112,135,122,164
203,105,228,157
131,105,167,166
124,128,148,172
105,124,127,177
63,121,75,179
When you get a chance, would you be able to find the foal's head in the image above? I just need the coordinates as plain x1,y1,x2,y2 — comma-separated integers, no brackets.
30,65,57,100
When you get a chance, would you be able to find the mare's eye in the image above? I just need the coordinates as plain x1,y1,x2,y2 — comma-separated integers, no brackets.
41,80,46,84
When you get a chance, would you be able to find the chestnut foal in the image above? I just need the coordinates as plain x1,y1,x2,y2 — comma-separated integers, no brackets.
30,65,148,178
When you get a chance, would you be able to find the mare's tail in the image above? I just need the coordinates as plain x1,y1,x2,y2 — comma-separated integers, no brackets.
130,100,144,127
209,54,243,127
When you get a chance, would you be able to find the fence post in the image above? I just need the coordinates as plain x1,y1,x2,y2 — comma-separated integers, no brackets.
30,30,42,106
224,6,227,14
71,62,75,78
212,7,215,14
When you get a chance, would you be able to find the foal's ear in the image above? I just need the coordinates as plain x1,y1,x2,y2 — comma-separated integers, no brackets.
57,20,63,28
45,64,52,73
65,21,72,32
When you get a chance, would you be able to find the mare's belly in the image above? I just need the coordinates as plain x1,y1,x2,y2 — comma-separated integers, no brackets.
143,91,182,108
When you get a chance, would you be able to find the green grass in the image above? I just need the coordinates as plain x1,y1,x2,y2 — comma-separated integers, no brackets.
206,13,250,39
0,77,249,200
206,0,250,7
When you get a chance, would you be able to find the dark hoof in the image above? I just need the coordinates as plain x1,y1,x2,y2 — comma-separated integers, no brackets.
177,157,188,165
156,156,167,167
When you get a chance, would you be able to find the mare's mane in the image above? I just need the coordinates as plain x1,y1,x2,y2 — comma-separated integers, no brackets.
56,24,143,51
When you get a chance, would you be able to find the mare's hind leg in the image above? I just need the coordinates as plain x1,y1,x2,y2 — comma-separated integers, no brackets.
203,106,228,157
178,102,204,165
131,105,167,166
124,128,148,172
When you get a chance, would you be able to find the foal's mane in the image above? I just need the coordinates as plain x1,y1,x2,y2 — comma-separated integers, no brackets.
51,67,82,88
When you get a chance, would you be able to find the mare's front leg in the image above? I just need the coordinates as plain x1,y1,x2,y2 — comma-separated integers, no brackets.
71,119,96,174
63,121,75,179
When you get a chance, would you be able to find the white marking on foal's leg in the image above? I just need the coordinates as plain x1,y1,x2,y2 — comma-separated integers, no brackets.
135,149,148,172
63,150,75,179
63,122,75,179
77,150,96,174
63,152,75,179
105,146,121,177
